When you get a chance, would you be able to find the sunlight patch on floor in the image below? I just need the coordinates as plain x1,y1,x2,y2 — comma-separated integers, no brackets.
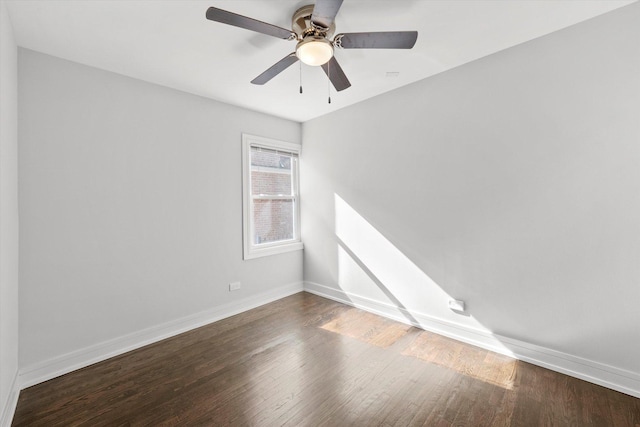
402,328,517,390
333,193,517,387
320,308,412,348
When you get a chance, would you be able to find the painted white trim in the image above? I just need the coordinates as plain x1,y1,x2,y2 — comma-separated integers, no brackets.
0,370,19,427
241,133,303,260
19,282,304,389
304,281,640,398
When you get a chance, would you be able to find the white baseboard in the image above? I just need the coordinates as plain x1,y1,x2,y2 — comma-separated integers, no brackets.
16,280,640,400
0,370,19,427
19,282,304,390
304,281,640,398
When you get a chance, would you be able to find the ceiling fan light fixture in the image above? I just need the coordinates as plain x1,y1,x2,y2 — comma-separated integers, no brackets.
296,36,333,66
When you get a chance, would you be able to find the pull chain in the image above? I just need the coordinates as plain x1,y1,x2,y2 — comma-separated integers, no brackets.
299,61,303,94
327,60,331,104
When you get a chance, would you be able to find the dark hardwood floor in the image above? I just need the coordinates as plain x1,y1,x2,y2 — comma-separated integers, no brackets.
12,292,640,426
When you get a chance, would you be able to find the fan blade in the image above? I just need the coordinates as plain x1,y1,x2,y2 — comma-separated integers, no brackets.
311,0,344,29
336,31,418,49
251,53,299,85
321,56,351,92
206,7,293,40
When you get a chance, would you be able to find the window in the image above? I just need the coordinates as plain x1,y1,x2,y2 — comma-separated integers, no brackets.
242,134,303,259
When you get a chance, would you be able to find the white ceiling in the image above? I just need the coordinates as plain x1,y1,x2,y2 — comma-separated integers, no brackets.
5,0,636,122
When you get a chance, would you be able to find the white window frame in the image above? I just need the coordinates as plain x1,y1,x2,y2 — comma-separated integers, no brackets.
242,133,303,260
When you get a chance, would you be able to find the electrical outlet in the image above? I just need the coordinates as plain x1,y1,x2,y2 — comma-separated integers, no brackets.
229,282,241,291
449,299,465,313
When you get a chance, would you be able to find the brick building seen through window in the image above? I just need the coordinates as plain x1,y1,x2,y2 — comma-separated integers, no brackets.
250,149,295,244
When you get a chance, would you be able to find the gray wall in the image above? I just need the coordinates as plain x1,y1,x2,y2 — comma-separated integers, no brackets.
301,3,640,374
18,49,302,368
0,0,19,422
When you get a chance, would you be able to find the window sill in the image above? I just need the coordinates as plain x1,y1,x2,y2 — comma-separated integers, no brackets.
243,241,304,260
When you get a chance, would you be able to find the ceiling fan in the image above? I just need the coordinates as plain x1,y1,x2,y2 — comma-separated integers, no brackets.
205,0,418,92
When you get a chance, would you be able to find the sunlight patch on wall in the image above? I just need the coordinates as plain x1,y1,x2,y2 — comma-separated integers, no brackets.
333,193,515,363
335,193,452,318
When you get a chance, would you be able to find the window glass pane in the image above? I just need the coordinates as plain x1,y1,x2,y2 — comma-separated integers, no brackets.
250,150,293,196
242,134,301,259
253,199,294,244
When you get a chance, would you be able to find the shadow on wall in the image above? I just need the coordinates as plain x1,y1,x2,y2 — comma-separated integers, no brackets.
314,193,526,389
332,193,513,353
335,237,420,327
310,190,640,398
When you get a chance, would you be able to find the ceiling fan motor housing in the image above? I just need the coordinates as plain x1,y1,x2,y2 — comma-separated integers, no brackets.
292,4,336,40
